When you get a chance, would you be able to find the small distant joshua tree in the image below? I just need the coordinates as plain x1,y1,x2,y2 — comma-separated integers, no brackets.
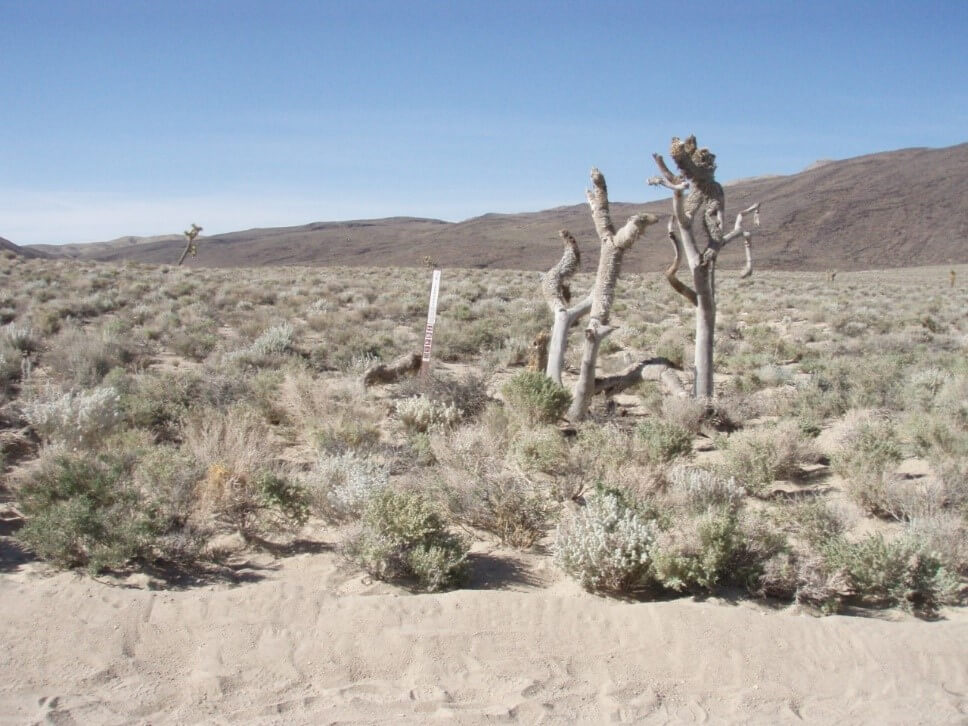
541,169,658,421
177,223,203,266
649,136,762,400
951,269,956,288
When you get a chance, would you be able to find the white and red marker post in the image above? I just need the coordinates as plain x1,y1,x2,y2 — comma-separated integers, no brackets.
421,268,441,376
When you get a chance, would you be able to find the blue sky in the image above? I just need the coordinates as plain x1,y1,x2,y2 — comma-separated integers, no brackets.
2,0,966,245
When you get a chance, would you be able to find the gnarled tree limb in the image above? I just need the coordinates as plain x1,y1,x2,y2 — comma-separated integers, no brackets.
542,230,593,384
594,356,687,398
569,168,658,420
665,219,698,306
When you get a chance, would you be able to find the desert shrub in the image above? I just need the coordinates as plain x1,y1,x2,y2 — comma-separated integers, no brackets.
777,498,850,546
935,375,968,428
313,451,389,522
344,488,469,591
45,325,136,386
435,319,506,361
0,344,22,390
23,385,122,448
16,452,156,572
902,367,951,412
448,471,555,549
225,322,297,368
194,462,309,536
183,406,305,536
119,369,249,438
651,507,742,592
822,534,960,616
434,423,554,548
655,327,689,369
398,370,491,420
908,513,968,576
664,466,745,512
168,320,218,361
636,419,692,463
255,471,311,528
720,420,816,494
131,446,207,562
832,417,904,516
249,322,294,357
555,491,656,593
394,395,462,434
502,371,571,425
314,418,382,454
660,395,708,434
2,323,40,355
509,425,569,475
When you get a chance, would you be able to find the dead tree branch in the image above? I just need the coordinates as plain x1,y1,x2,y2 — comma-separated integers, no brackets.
542,230,592,384
568,168,658,421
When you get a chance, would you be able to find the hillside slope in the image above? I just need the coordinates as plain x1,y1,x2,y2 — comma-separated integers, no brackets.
28,143,968,272
0,236,50,259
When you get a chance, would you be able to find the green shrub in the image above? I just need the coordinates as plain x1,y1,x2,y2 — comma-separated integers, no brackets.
502,371,571,425
345,488,469,591
823,534,960,617
16,453,157,572
636,419,693,463
651,507,741,591
554,491,656,593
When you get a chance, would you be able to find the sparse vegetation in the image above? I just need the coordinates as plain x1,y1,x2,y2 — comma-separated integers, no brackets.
0,252,964,618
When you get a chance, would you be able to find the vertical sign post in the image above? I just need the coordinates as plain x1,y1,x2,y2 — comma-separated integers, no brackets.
421,269,441,374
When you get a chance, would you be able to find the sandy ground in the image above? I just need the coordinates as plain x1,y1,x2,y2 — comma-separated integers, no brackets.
2,534,967,726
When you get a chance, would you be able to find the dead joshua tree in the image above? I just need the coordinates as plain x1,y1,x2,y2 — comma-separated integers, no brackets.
541,230,592,385
542,223,686,403
649,136,761,400
556,169,657,421
177,223,203,266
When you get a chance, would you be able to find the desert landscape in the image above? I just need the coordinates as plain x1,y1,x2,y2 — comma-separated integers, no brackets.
2,186,968,720
4,2,968,723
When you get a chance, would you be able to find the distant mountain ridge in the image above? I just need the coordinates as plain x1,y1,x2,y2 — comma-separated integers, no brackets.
1,236,50,259
25,142,968,272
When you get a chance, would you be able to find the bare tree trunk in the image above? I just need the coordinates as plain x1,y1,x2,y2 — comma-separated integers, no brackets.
650,136,761,401
567,169,657,421
541,231,592,384
693,265,716,398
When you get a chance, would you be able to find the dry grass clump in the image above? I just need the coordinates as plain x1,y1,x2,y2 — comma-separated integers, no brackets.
44,324,138,386
433,419,556,548
181,405,308,536
831,413,905,516
720,420,818,494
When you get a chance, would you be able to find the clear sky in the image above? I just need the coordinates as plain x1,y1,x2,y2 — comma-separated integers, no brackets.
2,0,966,245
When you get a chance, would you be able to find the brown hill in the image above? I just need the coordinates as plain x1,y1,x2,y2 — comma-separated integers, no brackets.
27,142,968,272
0,236,50,259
